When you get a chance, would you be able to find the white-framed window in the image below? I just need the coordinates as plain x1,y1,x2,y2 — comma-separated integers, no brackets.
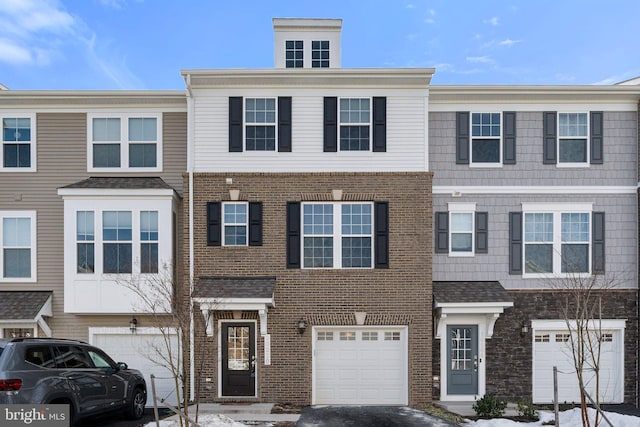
245,98,276,151
302,202,373,269
140,211,158,274
0,211,36,281
76,211,95,274
523,203,592,277
103,211,132,274
223,202,248,246
471,112,501,165
88,113,162,172
339,98,371,151
285,40,303,68
1,114,36,172
558,113,588,165
448,203,476,256
312,40,330,68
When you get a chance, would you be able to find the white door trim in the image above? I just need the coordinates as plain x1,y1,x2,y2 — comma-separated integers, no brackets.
217,319,258,399
439,314,487,402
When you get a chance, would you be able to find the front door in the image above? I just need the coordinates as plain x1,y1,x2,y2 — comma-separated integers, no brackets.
221,322,256,396
447,325,478,395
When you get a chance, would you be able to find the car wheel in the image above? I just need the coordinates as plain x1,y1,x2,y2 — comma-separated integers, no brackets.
127,388,146,420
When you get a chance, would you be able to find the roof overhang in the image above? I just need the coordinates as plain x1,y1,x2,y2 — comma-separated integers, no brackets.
194,297,275,337
0,292,53,337
181,68,434,89
434,301,513,340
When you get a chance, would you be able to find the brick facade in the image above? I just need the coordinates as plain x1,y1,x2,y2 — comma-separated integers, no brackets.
184,172,433,405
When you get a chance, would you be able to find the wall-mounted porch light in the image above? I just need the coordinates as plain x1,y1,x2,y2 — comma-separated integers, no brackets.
129,318,138,334
296,318,308,335
521,321,529,337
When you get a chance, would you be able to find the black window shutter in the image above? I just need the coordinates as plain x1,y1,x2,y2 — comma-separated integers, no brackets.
323,97,338,152
207,202,222,246
286,202,301,268
248,202,263,246
543,111,557,164
372,97,387,152
456,112,470,164
278,97,292,152
509,212,523,274
592,211,605,274
475,212,488,254
590,111,603,164
435,212,449,253
503,112,516,164
229,97,243,152
374,202,389,268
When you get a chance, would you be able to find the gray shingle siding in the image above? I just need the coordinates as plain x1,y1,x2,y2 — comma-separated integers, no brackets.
432,194,637,290
430,111,638,187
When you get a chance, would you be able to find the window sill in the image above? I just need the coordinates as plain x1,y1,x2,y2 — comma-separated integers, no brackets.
555,163,590,168
468,163,503,168
0,167,37,173
448,252,475,257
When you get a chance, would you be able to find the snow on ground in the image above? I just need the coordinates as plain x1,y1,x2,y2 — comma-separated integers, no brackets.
463,407,640,427
144,413,247,427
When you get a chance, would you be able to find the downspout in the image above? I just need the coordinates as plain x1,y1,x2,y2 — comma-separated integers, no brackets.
186,74,196,402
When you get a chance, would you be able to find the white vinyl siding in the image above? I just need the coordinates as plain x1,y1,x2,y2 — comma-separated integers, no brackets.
191,93,427,172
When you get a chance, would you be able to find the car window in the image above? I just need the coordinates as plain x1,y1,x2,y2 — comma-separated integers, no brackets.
87,349,114,368
53,345,92,369
25,345,56,368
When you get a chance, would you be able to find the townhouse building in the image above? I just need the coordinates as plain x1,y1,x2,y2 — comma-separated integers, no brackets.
182,18,434,405
0,88,187,403
430,86,639,404
1,16,638,410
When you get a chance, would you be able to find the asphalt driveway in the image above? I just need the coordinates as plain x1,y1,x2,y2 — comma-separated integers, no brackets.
297,406,459,427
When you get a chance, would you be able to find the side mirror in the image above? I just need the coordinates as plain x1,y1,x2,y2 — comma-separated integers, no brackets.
116,362,128,371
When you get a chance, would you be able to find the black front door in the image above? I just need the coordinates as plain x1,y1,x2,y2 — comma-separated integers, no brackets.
222,323,256,396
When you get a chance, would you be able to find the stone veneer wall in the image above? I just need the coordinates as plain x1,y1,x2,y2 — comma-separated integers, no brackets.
433,290,638,404
186,172,433,405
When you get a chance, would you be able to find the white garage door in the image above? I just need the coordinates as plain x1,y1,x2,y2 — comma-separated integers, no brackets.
533,329,623,404
91,329,180,407
313,327,407,405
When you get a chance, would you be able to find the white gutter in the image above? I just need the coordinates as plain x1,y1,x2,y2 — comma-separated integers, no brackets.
186,74,196,401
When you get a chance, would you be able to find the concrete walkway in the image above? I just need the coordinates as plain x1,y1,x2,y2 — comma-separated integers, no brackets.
164,403,299,425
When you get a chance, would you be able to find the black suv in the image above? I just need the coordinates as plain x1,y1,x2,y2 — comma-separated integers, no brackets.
0,337,147,424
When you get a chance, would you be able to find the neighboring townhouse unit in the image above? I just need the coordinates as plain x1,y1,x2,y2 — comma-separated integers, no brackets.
0,89,187,403
429,86,640,404
182,18,434,405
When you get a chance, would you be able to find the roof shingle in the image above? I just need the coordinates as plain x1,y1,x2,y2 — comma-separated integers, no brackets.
194,276,276,300
0,291,52,319
433,281,513,304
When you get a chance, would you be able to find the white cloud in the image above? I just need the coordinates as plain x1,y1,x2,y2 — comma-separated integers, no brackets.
425,18,435,24
499,38,521,47
466,56,492,64
0,38,32,64
0,0,143,88
483,16,499,26
423,8,436,24
405,3,415,9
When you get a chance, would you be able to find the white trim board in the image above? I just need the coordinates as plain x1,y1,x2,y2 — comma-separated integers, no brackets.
433,186,637,195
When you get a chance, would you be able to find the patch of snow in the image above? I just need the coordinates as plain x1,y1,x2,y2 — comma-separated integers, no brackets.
463,408,640,427
144,413,247,427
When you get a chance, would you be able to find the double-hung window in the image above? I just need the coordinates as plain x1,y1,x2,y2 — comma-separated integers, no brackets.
2,115,35,171
523,204,591,276
558,113,588,164
302,202,373,268
312,40,330,68
450,212,474,254
1,211,36,280
89,114,161,171
103,211,132,274
285,40,303,68
76,211,95,273
245,98,276,151
140,211,158,273
339,98,370,151
471,113,501,165
223,203,247,246
435,203,487,256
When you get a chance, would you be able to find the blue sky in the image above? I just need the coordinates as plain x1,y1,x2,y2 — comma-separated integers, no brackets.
1,0,639,90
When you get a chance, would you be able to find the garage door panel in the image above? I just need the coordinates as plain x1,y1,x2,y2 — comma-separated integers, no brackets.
93,331,180,407
533,329,622,404
314,327,407,405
